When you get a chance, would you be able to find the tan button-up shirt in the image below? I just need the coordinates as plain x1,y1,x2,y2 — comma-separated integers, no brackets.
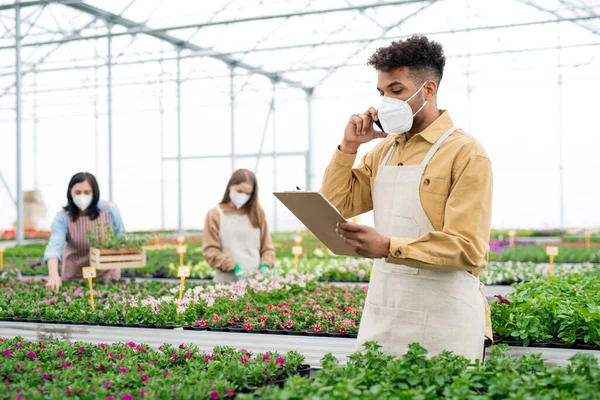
320,110,493,340
202,202,275,272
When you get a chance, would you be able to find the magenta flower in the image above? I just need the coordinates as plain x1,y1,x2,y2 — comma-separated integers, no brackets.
141,375,149,382
210,391,220,399
65,361,72,368
42,374,51,380
66,387,73,394
185,351,191,359
127,342,135,347
240,357,249,364
140,389,148,397
118,354,124,361
119,367,128,374
77,389,83,394
171,354,178,360
79,346,85,353
104,381,111,389
100,343,106,350
226,389,234,398
137,364,144,372
107,352,115,358
106,397,115,400
16,364,23,370
37,389,44,393
205,354,213,361
122,395,133,400
16,343,23,349
179,344,184,349
3,349,11,358
16,397,23,400
78,355,83,361
26,351,36,359
276,357,285,366
494,295,511,305
58,350,65,357
98,365,105,372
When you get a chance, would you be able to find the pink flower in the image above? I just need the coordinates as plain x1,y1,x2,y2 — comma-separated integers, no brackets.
228,318,234,324
286,321,293,329
66,387,73,394
226,389,234,398
104,381,111,389
179,344,184,349
139,373,149,382
58,350,65,357
107,397,115,400
171,354,178,360
16,364,23,370
119,367,128,374
118,354,124,361
65,361,72,368
16,397,23,400
245,323,253,331
494,295,511,305
16,343,23,349
26,351,36,359
127,342,136,347
213,314,221,323
240,357,249,364
263,353,270,362
185,351,191,359
3,349,11,358
108,352,114,358
205,355,213,361
98,365,105,372
140,390,148,397
37,389,44,393
100,343,106,350
122,395,133,400
261,315,267,323
314,324,322,333
137,364,145,372
276,357,285,366
78,355,83,361
42,373,51,380
79,346,85,353
198,320,207,327
210,391,220,399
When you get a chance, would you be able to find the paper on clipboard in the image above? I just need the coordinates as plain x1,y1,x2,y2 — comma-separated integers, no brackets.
273,191,359,257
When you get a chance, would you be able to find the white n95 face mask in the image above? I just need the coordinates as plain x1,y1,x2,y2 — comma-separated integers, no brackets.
73,194,93,211
377,81,428,134
230,190,251,209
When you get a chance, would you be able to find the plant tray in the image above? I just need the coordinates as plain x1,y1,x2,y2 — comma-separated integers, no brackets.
89,247,146,270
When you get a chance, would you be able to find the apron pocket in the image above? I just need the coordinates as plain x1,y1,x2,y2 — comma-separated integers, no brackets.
377,261,419,276
359,300,427,348
389,214,421,239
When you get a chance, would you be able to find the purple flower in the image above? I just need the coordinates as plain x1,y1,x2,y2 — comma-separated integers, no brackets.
141,375,149,381
107,352,115,358
42,374,51,380
65,361,72,368
100,343,106,350
16,343,23,349
119,367,128,374
79,346,85,353
98,365,105,372
226,389,234,398
118,354,124,361
205,354,213,361
58,350,65,357
140,389,148,397
127,342,136,347
107,397,115,400
494,295,511,305
122,395,133,400
276,357,285,366
210,391,220,399
26,351,36,359
66,387,73,394
171,354,178,360
240,357,249,364
179,344,184,349
3,349,11,358
104,381,111,389
185,351,191,359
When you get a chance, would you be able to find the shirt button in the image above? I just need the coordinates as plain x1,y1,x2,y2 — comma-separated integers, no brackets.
395,250,402,256
424,178,430,185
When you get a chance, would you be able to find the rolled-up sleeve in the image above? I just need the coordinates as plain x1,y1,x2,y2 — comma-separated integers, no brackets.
108,202,125,236
43,212,68,263
387,155,493,271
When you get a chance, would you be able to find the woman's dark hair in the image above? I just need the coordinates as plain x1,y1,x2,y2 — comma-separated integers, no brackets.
63,172,100,222
220,169,265,228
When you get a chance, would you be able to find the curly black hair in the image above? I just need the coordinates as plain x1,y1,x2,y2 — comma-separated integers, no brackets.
367,35,446,85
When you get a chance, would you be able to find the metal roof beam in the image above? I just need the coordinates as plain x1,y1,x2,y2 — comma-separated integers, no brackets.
57,1,309,91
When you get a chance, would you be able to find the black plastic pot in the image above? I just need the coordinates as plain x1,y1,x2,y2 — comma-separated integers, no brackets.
296,364,311,378
269,378,287,389
189,326,208,331
105,323,122,327
326,332,355,338
266,329,286,335
501,340,523,347
249,329,268,334
122,323,138,328
138,324,152,328
575,341,599,350
154,324,175,330
208,327,227,332
12,317,27,322
531,341,552,348
548,341,577,349
0,317,13,321
227,327,246,333
26,318,43,323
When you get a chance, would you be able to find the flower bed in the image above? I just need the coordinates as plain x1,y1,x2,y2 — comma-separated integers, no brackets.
248,342,600,399
0,336,306,399
491,274,600,348
0,275,363,335
481,261,599,285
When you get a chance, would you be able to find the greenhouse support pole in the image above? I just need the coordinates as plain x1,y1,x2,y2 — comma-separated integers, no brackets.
159,47,166,230
306,89,314,191
33,71,38,191
272,81,277,232
107,22,114,201
15,0,24,244
230,65,235,173
557,24,565,229
176,49,183,235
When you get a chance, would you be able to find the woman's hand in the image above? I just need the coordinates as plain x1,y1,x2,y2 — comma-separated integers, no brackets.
46,273,62,292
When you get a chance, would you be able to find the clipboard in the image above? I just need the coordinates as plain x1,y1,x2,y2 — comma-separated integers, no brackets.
273,191,360,257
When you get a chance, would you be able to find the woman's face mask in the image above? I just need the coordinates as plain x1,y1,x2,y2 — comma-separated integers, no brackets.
230,190,251,209
377,81,428,134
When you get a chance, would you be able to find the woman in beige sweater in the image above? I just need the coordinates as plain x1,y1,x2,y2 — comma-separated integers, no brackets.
202,169,275,283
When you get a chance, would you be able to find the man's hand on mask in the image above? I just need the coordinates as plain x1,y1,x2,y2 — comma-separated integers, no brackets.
341,107,387,154
336,222,391,259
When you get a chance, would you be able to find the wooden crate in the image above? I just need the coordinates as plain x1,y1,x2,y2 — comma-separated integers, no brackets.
89,247,146,270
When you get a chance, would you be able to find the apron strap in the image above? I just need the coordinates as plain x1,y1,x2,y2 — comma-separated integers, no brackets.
420,126,456,167
380,142,396,166
215,204,225,217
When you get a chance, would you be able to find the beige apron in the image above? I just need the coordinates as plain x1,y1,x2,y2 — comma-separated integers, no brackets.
356,126,485,361
213,205,261,283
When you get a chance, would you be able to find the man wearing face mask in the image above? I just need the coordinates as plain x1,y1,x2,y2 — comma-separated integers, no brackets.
321,35,493,360
203,169,275,283
43,172,126,291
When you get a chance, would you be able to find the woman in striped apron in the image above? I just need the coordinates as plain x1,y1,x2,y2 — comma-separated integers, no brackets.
44,172,126,292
